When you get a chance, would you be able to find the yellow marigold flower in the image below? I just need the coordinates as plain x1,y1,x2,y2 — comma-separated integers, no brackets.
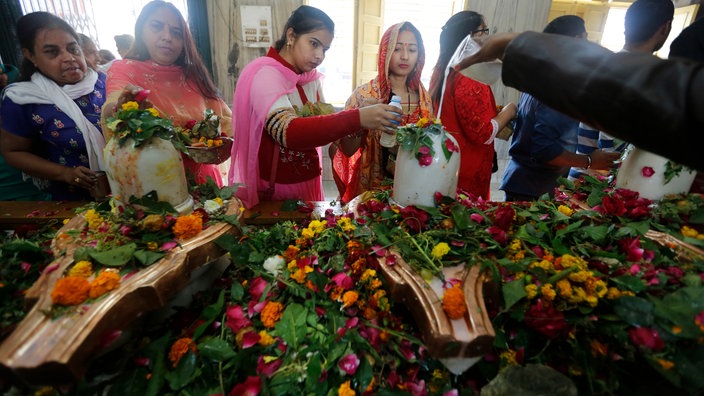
416,117,430,127
261,301,284,328
556,279,573,297
590,339,608,357
168,337,197,367
141,214,164,232
338,380,356,396
337,217,356,232
173,214,203,240
560,254,587,270
569,270,591,283
557,205,573,216
525,283,538,299
672,326,683,335
51,276,91,306
342,290,359,308
584,295,599,307
89,269,121,299
606,287,622,300
146,107,159,117
68,260,93,278
147,241,159,251
308,219,326,234
512,250,525,261
541,284,556,301
431,242,451,260
301,228,314,239
258,330,275,346
213,197,223,205
442,286,468,319
569,286,588,304
84,209,103,229
361,269,377,282
657,359,675,370
509,239,522,252
595,280,608,298
681,225,699,238
121,101,139,111
500,349,518,366
529,260,552,271
287,260,297,271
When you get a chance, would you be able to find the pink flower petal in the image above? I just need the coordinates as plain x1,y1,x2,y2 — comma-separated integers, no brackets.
641,166,655,177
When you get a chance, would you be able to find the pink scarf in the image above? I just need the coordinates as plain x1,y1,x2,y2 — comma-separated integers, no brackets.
229,50,320,208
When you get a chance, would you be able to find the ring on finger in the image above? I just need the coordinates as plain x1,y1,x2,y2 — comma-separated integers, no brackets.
74,177,81,183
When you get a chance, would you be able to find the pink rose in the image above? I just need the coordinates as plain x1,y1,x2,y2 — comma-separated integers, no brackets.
641,166,655,177
628,327,664,351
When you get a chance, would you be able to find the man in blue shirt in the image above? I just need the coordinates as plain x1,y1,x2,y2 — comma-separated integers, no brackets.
500,16,620,201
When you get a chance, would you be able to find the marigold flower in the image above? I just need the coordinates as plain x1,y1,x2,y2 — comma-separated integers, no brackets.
442,286,467,319
283,245,300,262
147,241,158,251
346,240,364,252
89,270,121,299
681,225,699,238
342,290,359,308
121,101,139,111
308,219,326,234
261,301,284,328
590,339,608,357
301,228,314,239
500,349,518,366
557,205,573,216
173,214,203,240
541,284,556,301
168,337,197,367
556,279,573,297
84,209,104,229
140,214,164,232
525,284,538,299
360,269,376,282
368,279,382,290
337,217,356,232
51,276,91,306
146,107,159,117
68,260,93,278
606,286,622,300
568,270,590,283
338,380,356,396
431,242,450,260
657,359,675,370
258,330,275,347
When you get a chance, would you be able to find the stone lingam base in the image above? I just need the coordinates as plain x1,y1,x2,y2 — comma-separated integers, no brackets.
0,199,243,386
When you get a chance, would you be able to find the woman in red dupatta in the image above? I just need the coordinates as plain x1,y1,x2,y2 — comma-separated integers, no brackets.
103,1,232,186
332,22,434,203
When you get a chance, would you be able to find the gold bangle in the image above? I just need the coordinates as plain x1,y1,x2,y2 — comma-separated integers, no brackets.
586,155,592,169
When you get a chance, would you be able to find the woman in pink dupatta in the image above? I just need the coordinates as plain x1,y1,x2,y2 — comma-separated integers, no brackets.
229,6,400,208
331,22,434,203
102,1,232,186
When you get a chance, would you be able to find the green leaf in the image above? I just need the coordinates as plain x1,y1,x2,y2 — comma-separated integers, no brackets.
198,337,236,361
502,279,526,310
133,249,165,266
614,296,654,326
579,225,610,243
194,289,225,340
611,275,647,293
89,243,137,266
276,303,307,349
165,351,199,390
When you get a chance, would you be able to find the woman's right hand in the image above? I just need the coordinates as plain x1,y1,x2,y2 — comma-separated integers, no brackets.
65,165,98,190
358,104,402,131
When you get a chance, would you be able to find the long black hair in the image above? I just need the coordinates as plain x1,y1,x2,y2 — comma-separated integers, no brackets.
16,11,80,81
430,11,484,105
128,0,219,99
274,5,335,51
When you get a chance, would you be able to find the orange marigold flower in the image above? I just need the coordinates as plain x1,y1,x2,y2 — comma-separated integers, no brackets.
261,301,284,328
379,330,390,343
351,258,366,274
51,276,91,306
363,307,377,320
657,359,675,370
346,240,364,252
342,290,359,308
258,330,275,347
283,245,300,262
590,339,608,357
68,260,93,278
338,380,356,396
173,214,203,240
168,337,197,367
442,286,467,320
89,270,121,299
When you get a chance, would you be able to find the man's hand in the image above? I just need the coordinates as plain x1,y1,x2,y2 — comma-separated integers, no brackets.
455,32,520,71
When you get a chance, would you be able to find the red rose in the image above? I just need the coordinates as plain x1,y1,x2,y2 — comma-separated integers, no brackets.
628,327,664,351
400,206,430,233
601,195,627,216
525,299,571,338
444,137,459,152
493,205,516,231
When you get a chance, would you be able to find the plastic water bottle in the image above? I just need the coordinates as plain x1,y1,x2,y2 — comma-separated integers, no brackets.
380,95,403,147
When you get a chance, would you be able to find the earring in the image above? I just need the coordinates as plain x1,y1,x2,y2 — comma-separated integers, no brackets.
287,41,292,47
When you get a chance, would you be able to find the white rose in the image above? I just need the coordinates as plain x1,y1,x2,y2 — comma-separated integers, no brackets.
203,199,223,215
263,255,285,277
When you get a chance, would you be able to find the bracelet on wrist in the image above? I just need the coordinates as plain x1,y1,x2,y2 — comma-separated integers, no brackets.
586,155,592,169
